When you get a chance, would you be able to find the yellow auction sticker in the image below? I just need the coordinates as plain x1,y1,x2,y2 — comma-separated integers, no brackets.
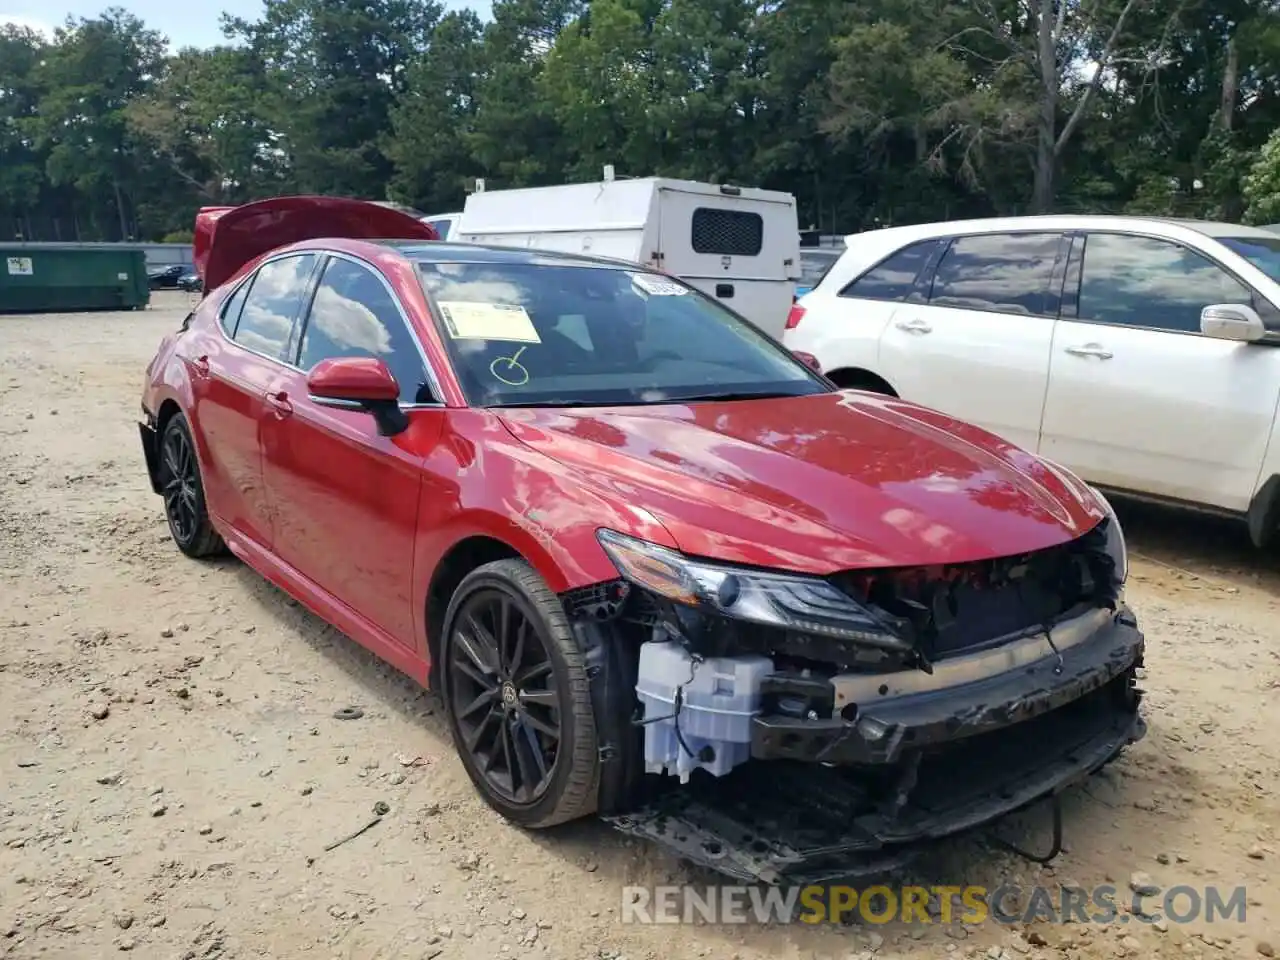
438,301,542,343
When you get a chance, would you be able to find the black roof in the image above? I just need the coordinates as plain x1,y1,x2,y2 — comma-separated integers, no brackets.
379,239,650,271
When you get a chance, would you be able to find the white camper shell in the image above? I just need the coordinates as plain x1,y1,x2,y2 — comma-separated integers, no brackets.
454,177,802,338
420,211,462,241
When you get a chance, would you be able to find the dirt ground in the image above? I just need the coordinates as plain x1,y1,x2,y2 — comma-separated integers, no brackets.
2,292,1278,960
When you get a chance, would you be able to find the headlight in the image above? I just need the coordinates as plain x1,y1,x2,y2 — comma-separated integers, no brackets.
595,529,908,650
1089,486,1128,585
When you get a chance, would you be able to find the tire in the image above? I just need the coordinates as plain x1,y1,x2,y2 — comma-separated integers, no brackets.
828,369,896,396
440,558,599,828
157,412,225,559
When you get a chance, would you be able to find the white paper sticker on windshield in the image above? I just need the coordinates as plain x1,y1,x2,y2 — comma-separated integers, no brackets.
437,301,541,343
629,272,688,297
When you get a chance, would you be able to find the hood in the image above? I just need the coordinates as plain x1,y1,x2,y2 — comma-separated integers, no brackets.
497,391,1105,573
193,195,439,292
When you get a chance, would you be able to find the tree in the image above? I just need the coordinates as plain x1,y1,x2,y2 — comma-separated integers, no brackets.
7,0,1280,242
0,26,47,237
387,10,487,211
26,8,167,240
224,0,443,198
125,46,287,206
1243,128,1280,225
539,0,654,180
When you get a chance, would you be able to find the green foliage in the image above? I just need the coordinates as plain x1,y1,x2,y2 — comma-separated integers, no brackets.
1243,129,1280,226
5,0,1280,240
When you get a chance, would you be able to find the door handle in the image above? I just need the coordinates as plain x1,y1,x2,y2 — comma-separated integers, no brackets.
894,319,932,334
1064,343,1114,360
265,391,293,418
191,355,210,379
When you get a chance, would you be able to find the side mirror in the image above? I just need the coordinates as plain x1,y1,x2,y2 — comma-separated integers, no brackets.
792,350,823,373
1201,303,1266,342
306,356,408,436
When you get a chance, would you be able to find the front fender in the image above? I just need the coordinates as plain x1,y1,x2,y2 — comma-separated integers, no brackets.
410,411,680,654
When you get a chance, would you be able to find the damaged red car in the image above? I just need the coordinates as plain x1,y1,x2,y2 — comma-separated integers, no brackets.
139,196,1145,884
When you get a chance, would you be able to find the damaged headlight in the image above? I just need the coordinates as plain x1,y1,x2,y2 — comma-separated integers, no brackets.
596,529,907,650
1090,486,1129,585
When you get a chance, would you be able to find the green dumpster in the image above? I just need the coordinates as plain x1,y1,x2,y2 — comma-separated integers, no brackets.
0,245,151,313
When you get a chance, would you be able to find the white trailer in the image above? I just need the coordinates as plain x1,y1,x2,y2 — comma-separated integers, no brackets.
454,175,802,339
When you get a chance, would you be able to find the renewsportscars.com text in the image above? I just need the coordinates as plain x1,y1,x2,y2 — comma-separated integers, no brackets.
620,883,1248,926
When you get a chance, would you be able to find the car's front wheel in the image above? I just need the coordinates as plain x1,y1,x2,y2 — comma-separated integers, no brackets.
158,413,225,559
441,559,600,828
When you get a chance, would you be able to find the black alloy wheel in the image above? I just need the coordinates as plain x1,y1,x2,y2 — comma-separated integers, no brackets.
158,414,225,558
442,559,599,827
450,589,562,802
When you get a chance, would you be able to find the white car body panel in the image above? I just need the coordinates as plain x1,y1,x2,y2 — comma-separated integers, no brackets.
783,215,1280,528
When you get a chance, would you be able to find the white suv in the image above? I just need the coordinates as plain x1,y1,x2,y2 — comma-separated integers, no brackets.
782,215,1280,547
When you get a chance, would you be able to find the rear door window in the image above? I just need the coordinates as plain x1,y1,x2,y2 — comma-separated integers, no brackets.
928,233,1064,317
232,254,319,361
839,239,941,302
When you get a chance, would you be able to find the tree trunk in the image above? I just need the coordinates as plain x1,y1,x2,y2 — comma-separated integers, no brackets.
112,179,129,241
1219,34,1238,131
1031,0,1058,213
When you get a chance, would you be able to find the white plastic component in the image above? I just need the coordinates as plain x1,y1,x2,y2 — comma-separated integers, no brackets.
635,640,774,784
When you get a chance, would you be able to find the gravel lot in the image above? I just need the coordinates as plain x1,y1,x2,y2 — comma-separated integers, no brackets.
2,293,1278,959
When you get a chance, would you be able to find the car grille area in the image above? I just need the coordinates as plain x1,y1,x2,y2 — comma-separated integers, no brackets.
832,524,1116,662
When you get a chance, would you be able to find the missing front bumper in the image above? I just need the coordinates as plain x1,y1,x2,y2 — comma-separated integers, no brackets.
604,607,1146,885
754,605,1144,765
606,674,1144,884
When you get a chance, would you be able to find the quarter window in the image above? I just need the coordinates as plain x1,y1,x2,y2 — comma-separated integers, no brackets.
233,254,318,360
928,233,1063,316
840,240,941,301
1077,233,1255,334
298,258,430,404
219,279,250,335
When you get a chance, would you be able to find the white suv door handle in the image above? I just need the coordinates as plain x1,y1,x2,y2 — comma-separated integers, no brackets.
1064,343,1114,360
895,318,933,335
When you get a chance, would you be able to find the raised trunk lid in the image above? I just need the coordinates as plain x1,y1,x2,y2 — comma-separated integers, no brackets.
193,195,438,292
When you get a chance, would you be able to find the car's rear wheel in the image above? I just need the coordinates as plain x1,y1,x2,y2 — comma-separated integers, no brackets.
441,559,599,828
158,413,225,558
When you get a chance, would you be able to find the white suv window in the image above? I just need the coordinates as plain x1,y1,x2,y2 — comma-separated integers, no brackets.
838,239,940,301
1077,233,1255,334
927,233,1063,317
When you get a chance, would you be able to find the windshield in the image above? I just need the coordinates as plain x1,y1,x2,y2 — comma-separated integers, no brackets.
415,261,829,407
1219,236,1280,283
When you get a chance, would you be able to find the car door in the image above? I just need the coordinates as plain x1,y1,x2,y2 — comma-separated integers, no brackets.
259,254,444,649
786,237,943,379
1038,231,1280,512
877,231,1068,453
190,253,321,549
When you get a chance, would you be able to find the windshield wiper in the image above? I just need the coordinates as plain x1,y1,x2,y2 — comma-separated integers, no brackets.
485,398,655,408
673,390,809,402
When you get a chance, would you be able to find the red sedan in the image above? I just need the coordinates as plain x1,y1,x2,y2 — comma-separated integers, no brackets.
140,196,1145,883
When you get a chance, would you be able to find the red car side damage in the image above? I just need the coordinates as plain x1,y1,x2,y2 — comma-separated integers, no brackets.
139,196,1146,885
